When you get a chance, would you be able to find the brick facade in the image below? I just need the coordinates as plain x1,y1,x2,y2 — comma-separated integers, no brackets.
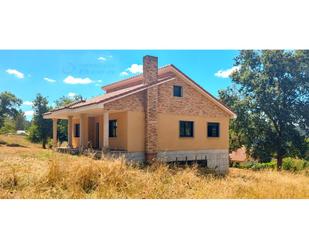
158,76,230,118
104,57,230,170
144,56,159,162
145,85,159,161
105,75,229,118
104,91,145,112
143,56,158,85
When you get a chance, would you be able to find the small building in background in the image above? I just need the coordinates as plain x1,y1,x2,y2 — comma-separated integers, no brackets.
16,130,27,135
229,147,247,163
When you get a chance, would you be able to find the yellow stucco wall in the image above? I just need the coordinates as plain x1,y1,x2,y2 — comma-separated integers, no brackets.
127,111,145,152
157,113,229,151
86,116,103,149
95,116,103,149
108,112,128,150
81,114,88,147
88,117,95,147
71,112,128,150
70,111,229,152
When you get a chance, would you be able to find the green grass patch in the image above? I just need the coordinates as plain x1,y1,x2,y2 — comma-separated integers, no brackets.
237,158,309,172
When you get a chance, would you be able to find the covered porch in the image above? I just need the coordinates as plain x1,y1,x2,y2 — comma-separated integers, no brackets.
48,109,128,152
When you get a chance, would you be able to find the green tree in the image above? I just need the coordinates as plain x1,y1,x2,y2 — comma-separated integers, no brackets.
220,50,309,169
27,124,41,143
0,91,22,128
0,117,15,134
54,95,82,143
32,94,52,148
15,111,29,130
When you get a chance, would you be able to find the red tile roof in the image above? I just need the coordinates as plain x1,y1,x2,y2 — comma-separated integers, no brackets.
45,64,236,117
102,65,172,92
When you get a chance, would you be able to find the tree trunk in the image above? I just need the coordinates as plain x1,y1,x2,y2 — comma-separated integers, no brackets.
277,155,283,170
42,139,46,149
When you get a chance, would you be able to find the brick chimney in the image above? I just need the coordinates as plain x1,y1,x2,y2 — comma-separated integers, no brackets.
144,55,159,162
143,55,158,85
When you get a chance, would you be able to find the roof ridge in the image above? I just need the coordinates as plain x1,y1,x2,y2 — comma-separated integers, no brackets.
101,64,173,90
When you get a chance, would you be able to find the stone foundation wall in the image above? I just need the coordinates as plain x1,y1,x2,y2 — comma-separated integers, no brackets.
111,149,229,174
158,149,229,174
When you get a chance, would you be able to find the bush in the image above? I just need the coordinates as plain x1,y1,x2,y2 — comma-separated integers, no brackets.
27,124,41,143
238,158,309,172
238,161,276,170
282,158,309,172
0,118,15,134
47,138,53,149
0,140,7,145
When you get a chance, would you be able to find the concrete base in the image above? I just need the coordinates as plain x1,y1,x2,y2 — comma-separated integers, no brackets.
121,149,229,174
109,151,145,163
55,147,229,174
145,152,157,163
157,149,229,175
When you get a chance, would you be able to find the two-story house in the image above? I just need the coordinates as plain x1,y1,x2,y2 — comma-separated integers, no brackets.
44,55,236,174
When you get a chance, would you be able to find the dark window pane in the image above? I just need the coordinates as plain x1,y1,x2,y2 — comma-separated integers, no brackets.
207,123,220,137
179,121,193,137
75,124,80,137
173,85,183,97
109,120,117,137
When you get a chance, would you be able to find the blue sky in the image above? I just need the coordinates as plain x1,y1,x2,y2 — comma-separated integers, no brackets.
0,50,239,120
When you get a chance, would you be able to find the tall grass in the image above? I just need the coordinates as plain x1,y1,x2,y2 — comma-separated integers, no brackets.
1,135,309,198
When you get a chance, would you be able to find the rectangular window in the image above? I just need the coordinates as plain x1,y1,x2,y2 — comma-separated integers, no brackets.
109,120,117,137
173,85,183,97
74,124,80,137
179,121,194,137
207,122,220,137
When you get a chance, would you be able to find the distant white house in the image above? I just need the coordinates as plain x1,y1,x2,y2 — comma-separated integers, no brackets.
16,130,28,135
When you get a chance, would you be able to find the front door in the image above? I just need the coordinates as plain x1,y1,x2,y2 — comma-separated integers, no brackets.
95,122,100,149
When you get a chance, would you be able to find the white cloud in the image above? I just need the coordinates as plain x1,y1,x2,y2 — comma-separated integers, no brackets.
97,56,107,61
68,92,76,98
44,77,56,83
120,71,129,76
98,55,112,61
6,69,24,79
63,75,94,84
214,66,240,78
127,64,143,74
120,64,143,76
24,110,34,117
23,101,33,106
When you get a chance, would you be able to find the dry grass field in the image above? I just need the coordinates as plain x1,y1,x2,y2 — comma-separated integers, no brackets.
1,134,309,199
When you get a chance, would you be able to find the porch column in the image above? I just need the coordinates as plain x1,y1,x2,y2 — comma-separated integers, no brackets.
68,116,73,148
103,111,109,149
79,114,84,150
52,118,57,148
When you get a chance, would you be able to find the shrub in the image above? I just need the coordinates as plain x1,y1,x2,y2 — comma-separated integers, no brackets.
238,158,309,172
238,161,276,170
282,158,308,172
47,138,53,149
0,139,7,145
0,118,15,134
27,124,41,143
